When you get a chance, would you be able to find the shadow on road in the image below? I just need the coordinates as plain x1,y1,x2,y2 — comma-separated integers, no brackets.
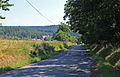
0,45,93,77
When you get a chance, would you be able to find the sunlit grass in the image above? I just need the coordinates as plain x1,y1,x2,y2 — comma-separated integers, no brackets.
92,53,120,77
0,40,75,74
89,44,120,77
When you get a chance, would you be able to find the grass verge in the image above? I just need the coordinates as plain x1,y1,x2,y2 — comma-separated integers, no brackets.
90,48,120,77
0,40,76,74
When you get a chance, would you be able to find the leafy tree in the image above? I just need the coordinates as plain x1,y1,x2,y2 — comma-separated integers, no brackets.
64,0,120,45
0,0,13,19
56,22,70,33
55,23,77,42
55,23,71,41
55,30,71,41
55,30,65,41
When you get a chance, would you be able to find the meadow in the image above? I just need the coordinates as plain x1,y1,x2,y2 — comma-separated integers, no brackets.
0,40,76,74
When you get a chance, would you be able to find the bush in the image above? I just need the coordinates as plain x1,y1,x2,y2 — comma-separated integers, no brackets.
30,42,56,57
30,44,45,57
0,66,12,74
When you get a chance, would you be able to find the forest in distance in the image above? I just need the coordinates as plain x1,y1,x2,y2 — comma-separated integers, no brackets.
0,25,78,41
0,0,120,77
0,25,58,40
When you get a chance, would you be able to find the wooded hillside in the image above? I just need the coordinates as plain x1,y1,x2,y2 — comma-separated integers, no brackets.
0,25,58,40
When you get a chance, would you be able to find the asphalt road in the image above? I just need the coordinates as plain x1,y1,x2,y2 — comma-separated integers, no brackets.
0,45,93,77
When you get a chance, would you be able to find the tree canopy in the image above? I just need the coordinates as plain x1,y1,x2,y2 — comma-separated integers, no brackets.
64,0,120,45
56,23,70,33
0,0,13,19
55,23,71,41
55,23,77,43
0,26,58,40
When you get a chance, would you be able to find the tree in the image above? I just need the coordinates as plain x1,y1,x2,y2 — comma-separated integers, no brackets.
0,0,13,19
55,30,73,41
55,23,72,42
64,0,120,45
55,30,66,41
0,26,58,40
56,22,70,33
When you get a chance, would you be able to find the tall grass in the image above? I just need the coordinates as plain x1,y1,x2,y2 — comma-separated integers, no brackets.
88,44,120,77
91,53,120,77
0,40,75,74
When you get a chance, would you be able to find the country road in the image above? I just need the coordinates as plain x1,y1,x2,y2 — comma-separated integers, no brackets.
0,45,95,77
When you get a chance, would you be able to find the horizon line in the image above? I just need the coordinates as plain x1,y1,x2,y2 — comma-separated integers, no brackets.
0,25,59,27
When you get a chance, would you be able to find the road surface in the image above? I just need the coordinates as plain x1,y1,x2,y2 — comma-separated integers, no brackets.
0,45,93,77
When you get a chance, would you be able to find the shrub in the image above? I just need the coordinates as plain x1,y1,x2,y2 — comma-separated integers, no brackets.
0,66,12,74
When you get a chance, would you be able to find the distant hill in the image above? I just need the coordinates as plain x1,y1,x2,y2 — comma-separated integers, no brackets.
0,25,59,40
0,25,78,40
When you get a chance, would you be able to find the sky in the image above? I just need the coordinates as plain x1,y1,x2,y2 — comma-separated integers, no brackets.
0,0,67,26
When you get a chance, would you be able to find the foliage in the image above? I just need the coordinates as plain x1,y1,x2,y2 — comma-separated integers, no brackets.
0,25,78,41
91,51,120,77
0,66,12,74
31,42,55,57
0,26,58,40
55,30,69,41
56,23,70,33
64,0,120,45
64,0,120,75
0,0,13,19
76,34,82,44
106,48,120,66
88,44,120,76
55,23,77,43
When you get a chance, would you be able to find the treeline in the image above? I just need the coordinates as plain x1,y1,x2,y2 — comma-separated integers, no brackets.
0,25,58,40
64,0,120,47
64,0,120,75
